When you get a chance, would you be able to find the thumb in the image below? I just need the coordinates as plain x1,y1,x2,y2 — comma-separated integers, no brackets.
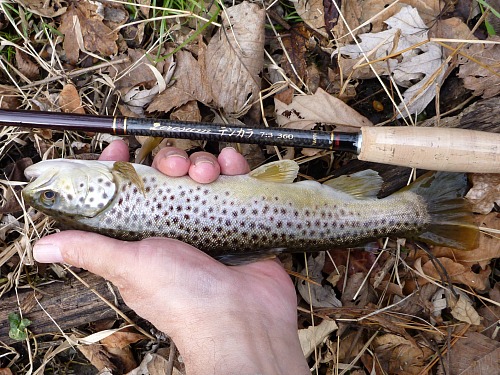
33,231,186,288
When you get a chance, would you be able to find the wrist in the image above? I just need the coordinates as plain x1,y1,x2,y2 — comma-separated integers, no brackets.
169,310,309,375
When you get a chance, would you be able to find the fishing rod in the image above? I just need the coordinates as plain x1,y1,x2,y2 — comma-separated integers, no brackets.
0,109,499,173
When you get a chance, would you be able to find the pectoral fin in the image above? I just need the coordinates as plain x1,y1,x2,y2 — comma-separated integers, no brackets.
112,161,146,195
249,160,299,184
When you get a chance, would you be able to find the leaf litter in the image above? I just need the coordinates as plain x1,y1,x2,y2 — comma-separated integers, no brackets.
0,0,499,374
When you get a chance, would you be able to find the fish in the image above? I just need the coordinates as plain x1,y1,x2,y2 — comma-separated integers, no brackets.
22,159,478,265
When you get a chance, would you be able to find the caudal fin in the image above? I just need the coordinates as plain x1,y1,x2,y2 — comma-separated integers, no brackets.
403,172,478,250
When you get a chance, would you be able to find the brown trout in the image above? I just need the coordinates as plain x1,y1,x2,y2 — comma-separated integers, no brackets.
22,159,477,264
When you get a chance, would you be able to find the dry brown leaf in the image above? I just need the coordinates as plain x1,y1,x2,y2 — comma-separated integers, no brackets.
449,331,500,375
419,257,491,292
372,334,433,375
466,174,500,214
448,293,482,325
341,272,372,308
334,0,443,40
126,352,182,375
18,0,67,17
0,369,13,375
0,85,21,109
112,49,172,92
205,1,265,117
281,23,309,86
458,37,500,99
15,50,39,80
78,344,115,372
58,84,85,114
148,50,212,113
298,252,342,308
432,213,500,269
58,1,119,65
275,87,372,131
293,0,328,38
298,319,338,357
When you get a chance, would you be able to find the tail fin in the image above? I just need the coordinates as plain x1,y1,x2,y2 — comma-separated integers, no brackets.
402,172,478,250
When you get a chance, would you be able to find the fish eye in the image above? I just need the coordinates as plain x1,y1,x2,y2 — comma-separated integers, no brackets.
40,190,57,206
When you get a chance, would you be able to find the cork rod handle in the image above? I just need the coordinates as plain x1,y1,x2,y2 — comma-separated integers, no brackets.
358,127,500,173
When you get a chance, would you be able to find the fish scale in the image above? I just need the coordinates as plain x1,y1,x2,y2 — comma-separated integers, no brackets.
23,159,477,265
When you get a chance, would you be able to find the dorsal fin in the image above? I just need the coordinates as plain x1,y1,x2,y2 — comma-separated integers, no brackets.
112,161,146,194
249,160,299,184
323,170,382,198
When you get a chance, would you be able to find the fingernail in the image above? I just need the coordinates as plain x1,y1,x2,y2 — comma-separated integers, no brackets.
194,157,214,166
165,152,188,160
33,242,63,263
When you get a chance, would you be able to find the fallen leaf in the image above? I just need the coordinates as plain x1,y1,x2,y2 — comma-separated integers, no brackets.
458,37,500,99
334,0,444,40
58,84,85,114
335,6,446,117
148,49,212,113
372,333,433,375
0,85,21,109
448,292,482,325
17,0,67,18
466,174,500,214
449,331,500,375
126,352,183,375
78,343,115,372
205,1,265,117
418,257,491,292
58,1,119,64
298,319,338,357
275,87,372,131
341,272,372,308
297,252,342,308
293,0,328,38
281,23,309,86
0,368,13,375
15,50,39,80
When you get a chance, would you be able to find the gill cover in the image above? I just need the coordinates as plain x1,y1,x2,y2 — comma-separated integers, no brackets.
23,159,117,218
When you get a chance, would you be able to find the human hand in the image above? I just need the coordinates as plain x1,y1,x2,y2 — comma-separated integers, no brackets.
33,140,309,375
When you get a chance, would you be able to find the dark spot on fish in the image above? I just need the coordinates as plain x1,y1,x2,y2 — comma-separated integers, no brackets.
202,200,207,205
173,217,179,224
222,200,227,205
203,189,209,195
202,227,210,232
252,209,258,215
262,205,269,213
232,211,238,217
142,213,147,219
274,197,279,201
154,215,160,221
116,212,123,219
186,198,191,203
280,208,287,214
240,208,246,214
332,222,337,227
305,210,310,216
286,222,292,228
170,195,175,200
222,209,227,214
193,207,199,213
184,214,190,220
202,212,207,218
214,196,218,201
192,235,199,241
225,219,231,226
389,219,395,225
225,191,230,196
98,203,104,208
80,183,84,188
310,230,316,236
249,223,256,229
180,191,186,197
157,203,162,209
145,201,150,207
133,187,138,194
217,217,223,224
381,219,386,224
124,207,130,213
152,197,157,203
105,218,112,224
89,197,94,202
208,207,214,213
301,230,307,236
151,177,157,183
277,221,282,228
315,220,320,226
340,209,345,215
251,234,258,240
176,205,182,212
297,224,302,230
211,233,218,239
146,187,151,193
89,187,94,192
196,186,201,191
240,221,245,227
340,224,344,229
194,218,200,225
97,178,103,183
194,195,200,201
272,233,278,239
241,232,248,237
